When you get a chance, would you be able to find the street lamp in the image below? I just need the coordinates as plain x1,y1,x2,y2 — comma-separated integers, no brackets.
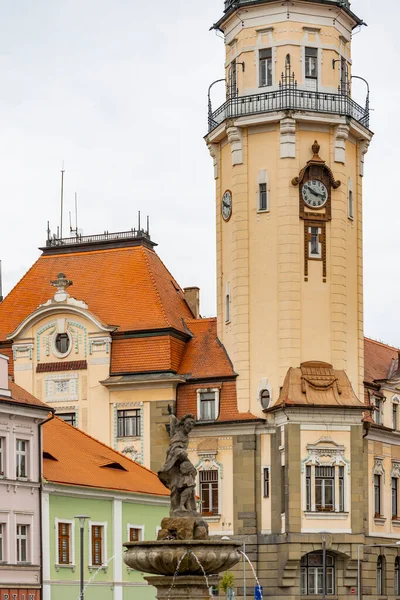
75,515,90,600
357,541,400,600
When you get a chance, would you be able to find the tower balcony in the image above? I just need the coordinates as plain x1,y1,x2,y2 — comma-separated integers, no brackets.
207,76,369,133
224,0,350,12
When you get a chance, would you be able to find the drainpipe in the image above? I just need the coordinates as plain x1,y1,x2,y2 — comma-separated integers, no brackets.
38,411,55,596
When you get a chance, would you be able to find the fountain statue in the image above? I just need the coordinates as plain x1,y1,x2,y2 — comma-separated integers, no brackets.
124,413,242,599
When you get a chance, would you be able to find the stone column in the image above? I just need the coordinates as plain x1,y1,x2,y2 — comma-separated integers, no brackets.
144,575,219,599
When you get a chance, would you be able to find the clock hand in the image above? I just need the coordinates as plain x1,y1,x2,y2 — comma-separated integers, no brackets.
308,187,325,199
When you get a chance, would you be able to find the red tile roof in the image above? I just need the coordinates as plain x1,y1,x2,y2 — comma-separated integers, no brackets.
36,360,87,373
0,245,193,340
4,381,51,410
364,337,399,384
179,318,235,379
43,416,168,496
111,336,186,374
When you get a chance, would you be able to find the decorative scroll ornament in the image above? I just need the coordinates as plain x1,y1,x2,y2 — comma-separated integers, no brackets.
292,141,341,190
301,437,350,473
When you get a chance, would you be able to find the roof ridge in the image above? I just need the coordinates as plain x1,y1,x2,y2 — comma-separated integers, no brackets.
50,417,167,485
185,317,216,323
365,337,400,351
40,245,155,260
142,248,172,329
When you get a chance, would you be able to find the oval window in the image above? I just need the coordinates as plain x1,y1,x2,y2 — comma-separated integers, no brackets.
55,333,70,355
260,389,270,410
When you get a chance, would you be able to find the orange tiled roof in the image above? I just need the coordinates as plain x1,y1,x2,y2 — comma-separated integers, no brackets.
4,381,51,410
364,337,398,384
177,380,259,422
0,245,193,340
43,417,168,496
179,318,235,379
111,336,186,375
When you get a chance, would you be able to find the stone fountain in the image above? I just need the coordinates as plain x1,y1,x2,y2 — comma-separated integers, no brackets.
124,413,242,599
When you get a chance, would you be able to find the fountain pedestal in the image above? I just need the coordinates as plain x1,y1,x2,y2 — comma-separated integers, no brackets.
145,575,219,599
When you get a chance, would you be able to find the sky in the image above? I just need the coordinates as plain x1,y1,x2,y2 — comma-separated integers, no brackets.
0,0,398,346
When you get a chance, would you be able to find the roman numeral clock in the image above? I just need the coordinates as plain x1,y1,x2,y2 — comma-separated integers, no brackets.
292,141,341,283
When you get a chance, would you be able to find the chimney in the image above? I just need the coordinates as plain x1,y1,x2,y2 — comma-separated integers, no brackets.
184,287,200,319
0,354,11,397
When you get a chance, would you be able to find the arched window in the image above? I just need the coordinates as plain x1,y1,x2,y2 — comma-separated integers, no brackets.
395,556,400,596
377,555,385,596
260,389,270,410
300,551,335,595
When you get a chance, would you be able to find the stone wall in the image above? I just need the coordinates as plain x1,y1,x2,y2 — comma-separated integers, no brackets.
150,400,173,473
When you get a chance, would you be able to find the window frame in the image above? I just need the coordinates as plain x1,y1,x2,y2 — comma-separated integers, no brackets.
393,398,399,431
395,556,400,596
56,519,75,567
305,46,318,80
393,477,399,520
117,409,141,438
58,412,77,427
377,555,385,596
89,521,107,568
263,467,270,498
16,438,29,479
348,179,354,220
259,47,273,87
0,523,4,562
0,437,4,476
374,474,381,517
16,524,29,563
304,462,347,514
301,551,335,596
199,469,220,517
374,397,383,425
53,331,72,358
259,183,268,212
127,524,144,542
225,281,231,324
196,388,220,422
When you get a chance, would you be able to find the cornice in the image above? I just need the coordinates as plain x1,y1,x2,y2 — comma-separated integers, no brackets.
42,482,169,506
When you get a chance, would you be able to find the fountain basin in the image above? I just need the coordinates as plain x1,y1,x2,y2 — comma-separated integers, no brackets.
123,539,242,576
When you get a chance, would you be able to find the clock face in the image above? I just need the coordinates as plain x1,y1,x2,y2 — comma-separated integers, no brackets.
222,190,232,221
302,180,328,208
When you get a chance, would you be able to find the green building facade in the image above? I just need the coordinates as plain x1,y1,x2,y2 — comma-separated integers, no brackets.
42,483,168,600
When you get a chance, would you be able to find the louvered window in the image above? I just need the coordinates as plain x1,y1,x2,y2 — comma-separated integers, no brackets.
91,525,103,566
58,522,71,564
200,470,219,516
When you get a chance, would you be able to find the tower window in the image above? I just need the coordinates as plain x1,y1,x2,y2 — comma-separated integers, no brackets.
374,474,381,516
259,183,268,211
392,477,398,519
259,48,272,87
263,467,270,498
393,401,398,430
260,389,270,409
229,61,237,98
225,282,231,323
348,189,354,219
305,47,318,79
308,226,322,259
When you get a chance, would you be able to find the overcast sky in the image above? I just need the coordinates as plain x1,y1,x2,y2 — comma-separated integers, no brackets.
0,0,398,347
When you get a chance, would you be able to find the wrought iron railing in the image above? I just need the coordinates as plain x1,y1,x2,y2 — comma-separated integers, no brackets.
46,228,151,247
208,71,369,132
224,0,350,11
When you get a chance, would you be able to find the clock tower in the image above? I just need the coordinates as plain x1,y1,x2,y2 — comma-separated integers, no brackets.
205,0,373,413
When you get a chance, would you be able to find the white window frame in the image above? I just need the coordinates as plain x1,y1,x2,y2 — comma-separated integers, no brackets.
262,466,270,499
16,438,29,479
225,282,231,324
198,469,221,518
257,170,269,212
393,396,400,431
373,396,384,426
303,462,349,514
196,388,220,422
0,523,4,562
258,47,273,88
16,523,29,563
308,226,322,259
88,521,107,568
127,524,145,542
348,178,354,220
55,518,75,568
52,330,72,359
303,46,319,90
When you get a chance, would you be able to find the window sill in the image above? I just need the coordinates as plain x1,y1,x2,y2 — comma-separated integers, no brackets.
116,436,140,441
257,209,270,214
197,419,217,424
374,516,386,524
202,515,221,523
304,512,349,520
55,563,76,572
392,518,400,526
16,477,29,482
88,565,108,573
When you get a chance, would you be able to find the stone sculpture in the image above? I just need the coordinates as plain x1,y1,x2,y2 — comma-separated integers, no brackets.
158,413,198,517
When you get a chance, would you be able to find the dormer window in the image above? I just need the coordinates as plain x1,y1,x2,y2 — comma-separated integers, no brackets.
374,397,383,426
197,388,220,422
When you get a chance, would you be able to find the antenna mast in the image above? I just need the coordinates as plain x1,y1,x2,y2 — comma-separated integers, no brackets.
60,162,65,239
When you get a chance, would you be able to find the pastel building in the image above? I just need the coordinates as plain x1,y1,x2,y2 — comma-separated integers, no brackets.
0,353,52,600
41,416,168,600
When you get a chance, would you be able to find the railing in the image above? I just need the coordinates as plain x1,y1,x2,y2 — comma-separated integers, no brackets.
46,228,151,248
208,81,369,132
224,0,350,11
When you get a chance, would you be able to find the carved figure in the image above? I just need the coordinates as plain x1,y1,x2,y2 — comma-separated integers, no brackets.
158,414,198,516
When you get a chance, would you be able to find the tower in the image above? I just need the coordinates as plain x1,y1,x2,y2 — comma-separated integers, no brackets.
206,0,372,414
